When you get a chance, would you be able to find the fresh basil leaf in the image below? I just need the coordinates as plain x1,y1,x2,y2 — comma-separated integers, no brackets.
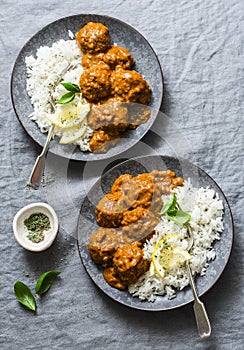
167,210,191,225
61,82,80,92
35,270,61,296
14,281,36,311
167,209,177,215
56,92,75,104
161,194,177,215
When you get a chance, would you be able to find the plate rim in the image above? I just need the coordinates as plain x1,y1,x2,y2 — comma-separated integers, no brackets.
76,154,234,311
10,13,164,162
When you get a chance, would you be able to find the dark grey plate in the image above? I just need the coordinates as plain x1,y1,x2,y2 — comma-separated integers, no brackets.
10,14,163,161
77,155,234,311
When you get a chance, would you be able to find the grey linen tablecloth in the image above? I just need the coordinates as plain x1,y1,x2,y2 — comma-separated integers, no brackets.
0,0,243,349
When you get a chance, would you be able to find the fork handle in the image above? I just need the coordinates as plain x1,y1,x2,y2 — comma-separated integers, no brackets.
187,263,211,339
28,125,54,189
28,154,46,189
193,299,212,339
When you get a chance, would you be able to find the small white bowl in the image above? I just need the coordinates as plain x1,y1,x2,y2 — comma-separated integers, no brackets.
13,203,59,252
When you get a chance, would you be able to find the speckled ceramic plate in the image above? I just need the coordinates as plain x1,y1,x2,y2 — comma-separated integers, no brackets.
10,14,163,161
77,155,234,311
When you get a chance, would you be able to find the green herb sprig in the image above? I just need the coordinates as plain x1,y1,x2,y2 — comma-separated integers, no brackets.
161,194,191,225
14,270,61,312
56,82,81,104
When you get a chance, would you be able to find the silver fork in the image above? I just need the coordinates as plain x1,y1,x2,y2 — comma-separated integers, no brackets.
28,96,56,189
186,224,211,339
178,204,211,339
28,63,76,189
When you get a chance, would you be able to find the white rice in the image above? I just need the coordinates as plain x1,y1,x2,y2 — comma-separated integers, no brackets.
128,180,224,301
25,36,93,151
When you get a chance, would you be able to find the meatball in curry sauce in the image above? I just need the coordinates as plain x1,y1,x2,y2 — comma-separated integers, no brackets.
103,46,135,70
88,170,184,291
103,242,149,290
79,64,112,102
111,69,151,105
76,22,111,53
76,22,152,153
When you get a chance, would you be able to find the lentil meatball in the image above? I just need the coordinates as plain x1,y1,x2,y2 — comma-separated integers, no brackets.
122,210,159,243
111,69,152,105
113,242,150,285
82,52,105,68
103,266,127,290
131,173,154,208
89,130,122,153
121,207,148,226
95,193,124,227
111,174,133,194
79,65,112,102
76,22,110,53
125,103,151,129
95,184,139,226
88,102,129,132
88,227,124,265
103,46,134,70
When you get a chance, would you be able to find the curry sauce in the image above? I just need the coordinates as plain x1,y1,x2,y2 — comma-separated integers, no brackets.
88,170,184,290
76,22,152,152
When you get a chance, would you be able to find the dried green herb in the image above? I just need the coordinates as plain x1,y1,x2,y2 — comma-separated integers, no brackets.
24,212,50,243
35,270,61,296
14,281,36,311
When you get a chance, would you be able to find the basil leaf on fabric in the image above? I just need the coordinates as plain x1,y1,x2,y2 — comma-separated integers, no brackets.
61,82,80,92
14,281,36,311
35,270,61,296
56,92,75,104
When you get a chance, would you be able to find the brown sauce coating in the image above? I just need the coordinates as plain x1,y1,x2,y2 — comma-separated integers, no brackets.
95,170,183,229
79,65,111,102
89,227,125,265
103,266,127,290
82,52,105,68
95,192,125,228
88,102,129,132
113,242,150,285
121,207,148,226
76,22,110,53
122,210,159,243
95,170,183,231
126,103,151,129
76,22,152,152
89,129,121,153
89,170,184,290
111,174,133,194
82,45,134,70
111,69,152,105
87,102,152,152
130,173,154,208
103,242,149,290
95,181,141,227
103,46,135,70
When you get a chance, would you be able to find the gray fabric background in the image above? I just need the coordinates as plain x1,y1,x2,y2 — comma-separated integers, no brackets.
0,0,243,349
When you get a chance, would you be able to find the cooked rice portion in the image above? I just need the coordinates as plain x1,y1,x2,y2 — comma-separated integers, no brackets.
128,180,224,301
25,38,92,151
